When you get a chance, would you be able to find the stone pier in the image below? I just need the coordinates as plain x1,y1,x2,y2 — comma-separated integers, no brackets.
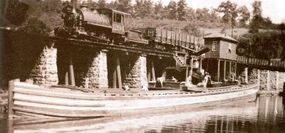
29,46,58,85
82,50,108,89
123,55,148,90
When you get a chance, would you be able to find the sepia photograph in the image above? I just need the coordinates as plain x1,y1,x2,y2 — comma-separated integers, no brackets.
0,0,285,132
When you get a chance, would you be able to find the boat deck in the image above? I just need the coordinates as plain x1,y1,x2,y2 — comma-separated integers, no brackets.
46,84,256,98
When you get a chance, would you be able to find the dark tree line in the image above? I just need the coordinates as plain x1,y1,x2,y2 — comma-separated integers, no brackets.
3,0,282,37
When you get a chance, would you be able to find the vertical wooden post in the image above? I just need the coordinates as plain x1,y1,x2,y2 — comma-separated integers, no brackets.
185,66,189,82
245,67,248,84
214,115,218,132
257,69,261,87
229,61,232,76
112,66,117,88
116,57,122,89
8,80,16,119
147,69,151,82
151,60,156,81
273,96,278,123
266,70,270,91
217,59,220,82
276,71,279,90
188,57,194,83
84,78,89,89
64,71,69,86
224,60,227,80
68,56,75,86
8,118,14,133
199,57,203,71
235,62,237,80
264,96,269,120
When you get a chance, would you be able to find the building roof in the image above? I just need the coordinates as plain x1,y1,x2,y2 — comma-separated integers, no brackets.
204,33,238,43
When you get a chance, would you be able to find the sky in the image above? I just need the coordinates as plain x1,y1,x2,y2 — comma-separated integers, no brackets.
104,0,285,23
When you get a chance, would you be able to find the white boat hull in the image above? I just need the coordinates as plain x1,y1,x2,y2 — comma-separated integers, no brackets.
10,82,259,118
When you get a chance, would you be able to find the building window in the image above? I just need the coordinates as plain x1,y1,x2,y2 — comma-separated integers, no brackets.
212,41,217,51
228,43,232,53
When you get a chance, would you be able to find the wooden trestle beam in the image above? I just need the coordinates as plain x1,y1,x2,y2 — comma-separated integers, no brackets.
53,37,174,58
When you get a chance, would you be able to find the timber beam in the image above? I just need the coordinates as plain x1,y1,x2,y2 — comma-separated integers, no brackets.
52,37,173,58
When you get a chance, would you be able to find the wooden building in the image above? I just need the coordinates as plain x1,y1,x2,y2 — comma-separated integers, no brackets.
202,34,238,82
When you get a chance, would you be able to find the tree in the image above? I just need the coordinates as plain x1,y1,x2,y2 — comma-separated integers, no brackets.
166,0,177,20
238,6,250,27
183,23,201,36
177,0,187,21
196,8,210,22
113,0,132,13
97,0,107,8
249,0,262,33
185,7,195,21
5,0,29,26
216,0,238,36
252,0,262,17
153,1,165,19
133,0,153,18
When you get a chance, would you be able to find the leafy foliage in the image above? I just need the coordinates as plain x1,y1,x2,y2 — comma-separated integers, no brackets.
133,0,153,18
215,1,238,27
167,1,177,20
238,6,250,27
177,0,187,21
5,0,29,26
238,31,285,59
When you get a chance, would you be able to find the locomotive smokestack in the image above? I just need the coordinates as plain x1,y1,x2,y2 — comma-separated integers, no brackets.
71,0,77,13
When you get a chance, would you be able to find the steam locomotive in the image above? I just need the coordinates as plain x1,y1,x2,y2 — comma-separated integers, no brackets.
55,4,197,51
55,4,146,44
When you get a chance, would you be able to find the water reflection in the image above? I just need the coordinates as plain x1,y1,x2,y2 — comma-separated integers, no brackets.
2,96,285,133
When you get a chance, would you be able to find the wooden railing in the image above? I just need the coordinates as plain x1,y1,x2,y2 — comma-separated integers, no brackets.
237,56,285,70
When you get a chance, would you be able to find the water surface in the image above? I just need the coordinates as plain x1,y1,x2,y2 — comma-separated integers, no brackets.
0,95,284,133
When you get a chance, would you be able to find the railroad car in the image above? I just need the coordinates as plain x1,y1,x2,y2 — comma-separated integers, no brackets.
140,28,196,50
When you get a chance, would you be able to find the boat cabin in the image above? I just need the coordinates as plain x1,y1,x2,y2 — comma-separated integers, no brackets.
202,34,238,82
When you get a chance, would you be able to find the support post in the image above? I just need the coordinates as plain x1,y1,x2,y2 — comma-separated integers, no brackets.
188,57,194,83
235,62,237,80
229,61,232,76
116,57,122,89
151,60,156,81
224,60,227,80
266,70,270,91
257,69,260,87
276,71,279,90
68,56,75,86
199,57,203,71
245,67,248,84
65,71,69,86
217,59,220,82
112,66,117,88
147,66,151,82
185,66,189,82
8,80,15,119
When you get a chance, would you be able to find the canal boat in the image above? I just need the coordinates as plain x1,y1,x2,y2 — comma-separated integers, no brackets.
8,81,259,118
